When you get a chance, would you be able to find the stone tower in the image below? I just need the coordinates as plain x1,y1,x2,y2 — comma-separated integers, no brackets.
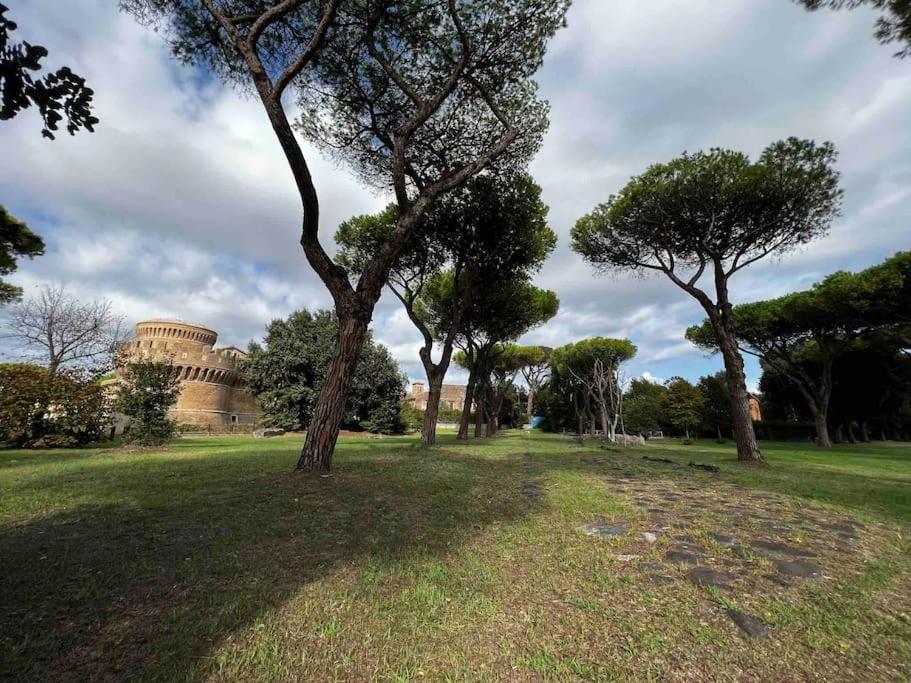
116,319,262,428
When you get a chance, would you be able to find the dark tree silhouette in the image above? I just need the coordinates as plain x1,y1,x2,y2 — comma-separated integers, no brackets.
0,3,98,138
0,204,44,305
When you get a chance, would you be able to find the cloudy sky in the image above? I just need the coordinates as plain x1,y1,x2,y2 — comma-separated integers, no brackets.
2,0,908,390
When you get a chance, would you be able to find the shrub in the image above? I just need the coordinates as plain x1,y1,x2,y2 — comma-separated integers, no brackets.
360,399,406,435
0,363,109,448
115,360,181,445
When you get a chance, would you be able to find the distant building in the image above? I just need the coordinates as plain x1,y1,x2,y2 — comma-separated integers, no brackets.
749,395,762,422
110,320,262,429
408,381,468,411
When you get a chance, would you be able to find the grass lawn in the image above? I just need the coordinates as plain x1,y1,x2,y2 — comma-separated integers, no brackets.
1,431,910,681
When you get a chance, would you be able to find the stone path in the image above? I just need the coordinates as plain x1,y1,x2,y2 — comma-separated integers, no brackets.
573,453,876,640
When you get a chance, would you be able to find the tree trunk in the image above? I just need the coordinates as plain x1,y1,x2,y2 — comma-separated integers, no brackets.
860,420,870,443
716,425,722,440
717,335,764,463
812,409,832,448
846,421,857,444
458,367,476,440
297,316,368,471
834,423,844,443
421,367,445,448
526,386,534,420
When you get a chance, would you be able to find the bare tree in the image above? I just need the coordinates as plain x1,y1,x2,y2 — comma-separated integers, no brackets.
3,285,126,374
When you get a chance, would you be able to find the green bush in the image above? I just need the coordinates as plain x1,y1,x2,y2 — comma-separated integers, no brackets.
115,360,181,446
0,363,109,448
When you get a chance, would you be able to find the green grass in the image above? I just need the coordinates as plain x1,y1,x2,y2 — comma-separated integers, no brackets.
1,431,909,681
642,438,911,525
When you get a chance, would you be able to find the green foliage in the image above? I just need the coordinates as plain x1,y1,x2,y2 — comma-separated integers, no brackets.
400,404,466,432
571,138,842,277
115,359,181,445
243,310,407,433
663,377,705,438
623,378,669,434
123,0,567,200
0,363,108,447
687,252,911,358
698,372,733,437
550,338,637,377
0,4,98,138
0,205,44,304
688,251,911,443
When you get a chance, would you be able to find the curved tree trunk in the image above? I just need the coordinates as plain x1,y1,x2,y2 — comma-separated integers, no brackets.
526,387,535,420
458,367,477,440
421,368,445,448
297,316,368,471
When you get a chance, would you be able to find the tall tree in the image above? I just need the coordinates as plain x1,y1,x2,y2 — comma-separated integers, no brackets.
0,3,98,137
3,285,126,374
794,0,911,57
663,377,705,440
336,173,555,447
123,0,569,472
514,345,551,417
697,371,732,440
452,281,558,438
687,251,911,447
0,205,44,305
572,138,842,463
550,337,637,442
623,377,668,436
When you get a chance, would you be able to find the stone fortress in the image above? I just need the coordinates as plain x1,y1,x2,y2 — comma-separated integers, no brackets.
408,382,468,411
114,320,262,429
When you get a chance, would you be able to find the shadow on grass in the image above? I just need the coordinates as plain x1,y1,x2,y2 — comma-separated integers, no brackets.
0,441,537,681
3,433,908,680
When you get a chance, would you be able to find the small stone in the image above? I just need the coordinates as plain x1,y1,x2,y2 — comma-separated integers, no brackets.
773,559,823,578
253,427,285,438
686,566,735,589
616,554,639,562
643,532,658,543
726,609,769,638
580,523,629,539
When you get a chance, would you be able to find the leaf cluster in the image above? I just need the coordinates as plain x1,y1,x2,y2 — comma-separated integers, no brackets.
571,138,842,281
0,3,98,138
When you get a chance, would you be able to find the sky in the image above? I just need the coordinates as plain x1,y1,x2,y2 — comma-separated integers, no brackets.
2,0,909,391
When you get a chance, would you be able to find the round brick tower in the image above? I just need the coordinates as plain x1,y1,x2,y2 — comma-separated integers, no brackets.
117,319,261,428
